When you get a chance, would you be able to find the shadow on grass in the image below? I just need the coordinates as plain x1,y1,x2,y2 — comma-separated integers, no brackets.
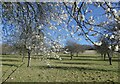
76,58,119,62
61,58,119,62
1,59,20,62
55,61,107,66
60,55,99,58
74,56,99,58
1,55,20,58
36,65,118,72
2,63,18,67
60,55,119,61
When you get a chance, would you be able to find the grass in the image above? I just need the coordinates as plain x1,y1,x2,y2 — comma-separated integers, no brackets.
0,53,119,82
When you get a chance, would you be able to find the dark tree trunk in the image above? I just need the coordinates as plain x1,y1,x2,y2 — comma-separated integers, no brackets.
76,52,79,56
70,52,73,60
103,54,106,61
107,53,112,65
22,45,26,62
101,54,103,58
71,55,72,60
27,49,31,67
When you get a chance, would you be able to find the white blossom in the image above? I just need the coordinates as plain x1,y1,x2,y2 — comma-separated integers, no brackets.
115,26,118,29
50,26,57,30
67,34,69,36
61,13,68,20
87,0,92,4
59,58,62,60
105,34,109,37
110,35,114,39
71,32,74,35
72,25,74,28
108,46,111,49
85,9,88,13
58,29,61,31
11,78,14,80
47,63,51,67
38,25,42,29
115,45,119,51
113,9,117,14
106,8,110,12
89,16,93,20
108,2,112,7
97,4,100,7
94,42,102,46
47,53,50,56
44,37,46,39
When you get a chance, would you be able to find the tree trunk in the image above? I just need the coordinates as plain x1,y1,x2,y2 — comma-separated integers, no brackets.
70,52,73,60
22,52,25,62
27,49,31,67
71,56,72,60
103,54,106,61
107,53,112,65
76,52,78,56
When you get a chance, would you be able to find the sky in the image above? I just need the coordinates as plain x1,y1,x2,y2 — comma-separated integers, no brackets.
1,2,119,46
43,2,108,46
0,25,2,44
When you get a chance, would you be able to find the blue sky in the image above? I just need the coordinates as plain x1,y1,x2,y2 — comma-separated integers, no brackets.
0,25,2,44
43,3,108,46
1,3,104,46
1,2,119,46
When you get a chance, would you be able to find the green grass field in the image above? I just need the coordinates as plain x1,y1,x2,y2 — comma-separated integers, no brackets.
0,53,119,82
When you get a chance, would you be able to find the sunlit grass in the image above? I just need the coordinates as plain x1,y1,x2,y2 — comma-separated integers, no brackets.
1,53,119,82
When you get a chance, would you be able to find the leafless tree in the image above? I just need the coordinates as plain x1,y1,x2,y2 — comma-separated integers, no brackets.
65,40,85,59
1,2,52,67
